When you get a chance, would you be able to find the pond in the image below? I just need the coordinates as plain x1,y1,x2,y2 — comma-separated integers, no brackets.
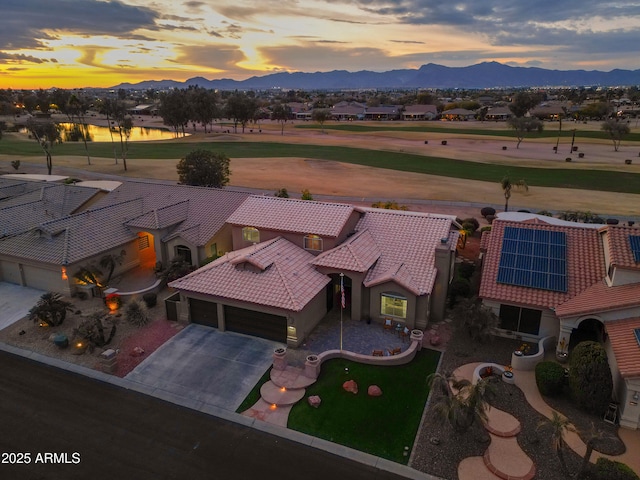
19,122,188,142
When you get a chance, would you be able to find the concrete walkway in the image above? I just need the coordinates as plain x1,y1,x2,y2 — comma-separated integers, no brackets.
455,362,640,480
0,282,45,330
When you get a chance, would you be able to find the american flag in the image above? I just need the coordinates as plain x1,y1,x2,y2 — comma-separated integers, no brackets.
340,275,346,309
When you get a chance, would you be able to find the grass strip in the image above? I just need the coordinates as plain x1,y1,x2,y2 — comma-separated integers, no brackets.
4,138,640,194
287,349,440,464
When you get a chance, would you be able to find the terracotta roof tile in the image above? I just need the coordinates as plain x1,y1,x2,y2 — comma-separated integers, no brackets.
555,281,640,317
606,318,640,378
605,225,640,270
312,229,380,272
169,237,330,311
479,219,605,309
364,262,425,295
227,196,355,238
355,208,457,295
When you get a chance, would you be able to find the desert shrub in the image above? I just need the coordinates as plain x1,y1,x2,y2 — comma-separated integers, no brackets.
536,210,553,216
480,226,492,233
125,299,150,327
591,458,639,480
457,262,476,280
462,217,480,232
568,341,613,415
480,206,496,218
301,189,313,200
11,160,20,170
73,311,117,352
142,292,157,308
447,277,471,308
274,187,289,198
535,361,565,396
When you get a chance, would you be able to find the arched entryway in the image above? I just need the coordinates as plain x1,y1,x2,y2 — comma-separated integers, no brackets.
569,318,605,351
137,232,157,268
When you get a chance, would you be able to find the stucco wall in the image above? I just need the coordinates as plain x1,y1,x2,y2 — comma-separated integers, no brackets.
368,282,417,329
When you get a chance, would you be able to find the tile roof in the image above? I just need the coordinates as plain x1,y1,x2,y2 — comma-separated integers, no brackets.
169,237,330,312
226,196,355,238
312,229,380,272
605,225,640,270
93,181,249,246
479,219,605,309
555,281,640,318
0,183,100,238
606,318,640,378
355,208,457,296
0,198,145,266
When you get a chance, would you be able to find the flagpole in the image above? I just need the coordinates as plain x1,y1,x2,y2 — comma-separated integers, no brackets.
340,273,344,351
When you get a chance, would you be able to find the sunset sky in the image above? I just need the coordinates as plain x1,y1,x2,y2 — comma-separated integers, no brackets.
2,0,640,89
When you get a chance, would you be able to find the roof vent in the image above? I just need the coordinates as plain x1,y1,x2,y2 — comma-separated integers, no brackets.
440,237,448,244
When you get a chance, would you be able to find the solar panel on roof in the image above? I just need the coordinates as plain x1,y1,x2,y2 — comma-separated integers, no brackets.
630,236,640,263
497,226,568,292
635,328,640,346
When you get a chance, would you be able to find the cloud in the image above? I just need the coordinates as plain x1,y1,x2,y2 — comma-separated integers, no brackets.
172,44,249,72
0,0,160,50
0,52,52,64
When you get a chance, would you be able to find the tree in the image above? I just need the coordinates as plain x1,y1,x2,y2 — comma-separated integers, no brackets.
568,341,613,416
301,189,313,200
272,103,292,135
28,292,74,327
312,109,331,133
99,250,127,285
159,89,190,136
73,311,117,352
507,116,543,148
188,87,218,133
449,296,498,343
274,188,290,198
96,97,120,163
27,119,61,175
501,176,528,212
427,373,494,433
177,149,230,187
601,119,630,152
508,91,543,117
539,411,596,479
225,92,258,133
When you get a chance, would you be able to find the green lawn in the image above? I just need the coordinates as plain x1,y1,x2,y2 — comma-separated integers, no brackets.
3,137,640,194
287,349,441,464
236,366,272,413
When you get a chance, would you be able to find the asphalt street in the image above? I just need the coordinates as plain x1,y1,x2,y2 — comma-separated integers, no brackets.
0,351,412,480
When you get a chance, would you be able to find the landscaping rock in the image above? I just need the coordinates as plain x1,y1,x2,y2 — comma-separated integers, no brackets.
308,395,322,408
343,379,358,394
430,335,441,346
368,385,383,397
130,346,145,357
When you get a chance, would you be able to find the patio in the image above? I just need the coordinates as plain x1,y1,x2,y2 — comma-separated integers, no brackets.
102,263,161,296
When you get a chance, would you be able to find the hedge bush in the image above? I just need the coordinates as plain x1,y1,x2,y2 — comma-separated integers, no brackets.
535,361,565,396
568,341,613,415
592,458,639,480
480,206,496,218
461,217,480,232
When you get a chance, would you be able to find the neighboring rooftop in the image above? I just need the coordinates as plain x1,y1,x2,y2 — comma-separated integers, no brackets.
227,196,355,238
606,317,640,378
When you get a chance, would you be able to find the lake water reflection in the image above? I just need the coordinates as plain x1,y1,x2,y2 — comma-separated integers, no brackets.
21,123,187,142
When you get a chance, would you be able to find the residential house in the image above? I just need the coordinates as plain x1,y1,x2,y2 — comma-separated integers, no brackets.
441,108,476,121
363,105,402,121
479,212,640,429
169,196,459,347
402,105,438,121
0,180,248,295
330,101,366,121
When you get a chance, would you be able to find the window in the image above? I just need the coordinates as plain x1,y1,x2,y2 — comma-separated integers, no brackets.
210,243,217,257
499,304,541,335
242,227,260,243
175,245,192,265
303,234,323,251
138,234,150,250
381,293,407,319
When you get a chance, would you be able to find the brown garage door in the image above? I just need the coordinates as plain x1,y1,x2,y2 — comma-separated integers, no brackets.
189,299,218,328
224,306,286,343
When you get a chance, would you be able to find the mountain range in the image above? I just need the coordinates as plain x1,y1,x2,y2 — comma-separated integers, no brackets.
111,62,640,91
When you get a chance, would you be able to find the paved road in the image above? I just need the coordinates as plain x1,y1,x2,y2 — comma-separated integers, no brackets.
0,351,413,480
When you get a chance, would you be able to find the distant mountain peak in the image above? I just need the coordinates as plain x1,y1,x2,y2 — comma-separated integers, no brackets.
110,62,640,90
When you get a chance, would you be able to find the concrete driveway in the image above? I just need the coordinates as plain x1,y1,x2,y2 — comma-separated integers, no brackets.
0,282,46,331
124,324,281,412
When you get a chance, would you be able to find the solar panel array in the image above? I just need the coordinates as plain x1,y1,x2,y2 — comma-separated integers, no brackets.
630,235,640,263
635,328,640,347
497,226,568,292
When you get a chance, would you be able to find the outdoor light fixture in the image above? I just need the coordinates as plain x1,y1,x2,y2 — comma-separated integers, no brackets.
61,266,68,280
280,386,286,392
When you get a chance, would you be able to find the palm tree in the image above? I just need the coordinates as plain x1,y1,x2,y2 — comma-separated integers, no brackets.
28,292,74,327
99,250,126,285
501,176,528,212
541,411,596,479
427,372,494,433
